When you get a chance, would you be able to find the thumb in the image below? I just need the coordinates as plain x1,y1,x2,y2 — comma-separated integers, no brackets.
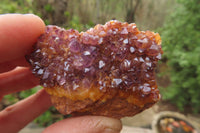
43,116,122,133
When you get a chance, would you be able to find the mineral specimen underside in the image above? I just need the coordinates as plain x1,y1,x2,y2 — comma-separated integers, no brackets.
28,20,163,118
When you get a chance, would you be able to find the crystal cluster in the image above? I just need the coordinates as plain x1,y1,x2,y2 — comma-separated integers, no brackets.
27,20,163,118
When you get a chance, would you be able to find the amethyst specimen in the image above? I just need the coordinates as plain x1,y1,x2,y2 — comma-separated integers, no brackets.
28,20,163,118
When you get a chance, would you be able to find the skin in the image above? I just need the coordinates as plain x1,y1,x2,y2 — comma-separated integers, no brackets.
0,14,122,133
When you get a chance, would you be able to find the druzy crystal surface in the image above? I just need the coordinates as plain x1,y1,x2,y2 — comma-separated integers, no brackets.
28,20,163,118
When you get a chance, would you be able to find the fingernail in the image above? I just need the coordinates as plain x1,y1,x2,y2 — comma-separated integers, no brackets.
23,14,42,21
23,13,35,16
103,128,121,133
100,117,122,133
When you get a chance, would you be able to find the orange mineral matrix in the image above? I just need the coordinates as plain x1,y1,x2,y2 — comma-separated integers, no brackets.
27,20,163,118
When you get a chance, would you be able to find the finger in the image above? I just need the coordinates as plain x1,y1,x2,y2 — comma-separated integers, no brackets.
43,116,122,133
0,57,30,73
0,14,45,63
0,89,52,133
0,67,39,97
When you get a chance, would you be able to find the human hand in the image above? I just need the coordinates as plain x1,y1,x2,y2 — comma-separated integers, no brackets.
0,14,122,133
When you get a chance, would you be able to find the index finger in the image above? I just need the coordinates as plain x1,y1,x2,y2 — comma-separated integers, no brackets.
0,14,45,63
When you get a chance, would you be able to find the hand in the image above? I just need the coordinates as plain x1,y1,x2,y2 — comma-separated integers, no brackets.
0,14,122,133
